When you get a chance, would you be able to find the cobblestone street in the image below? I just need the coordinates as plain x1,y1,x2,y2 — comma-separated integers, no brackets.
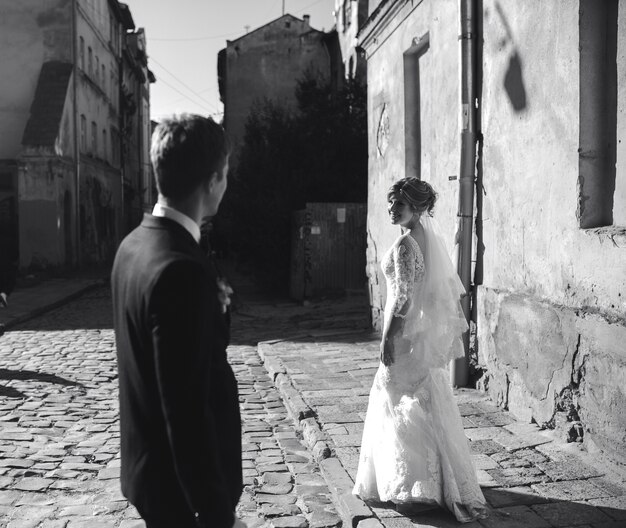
0,286,343,528
0,279,625,528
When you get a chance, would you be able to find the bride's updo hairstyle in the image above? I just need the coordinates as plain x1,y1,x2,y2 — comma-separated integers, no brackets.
388,177,437,216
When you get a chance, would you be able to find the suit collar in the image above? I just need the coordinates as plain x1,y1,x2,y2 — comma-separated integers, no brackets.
151,203,201,243
141,213,197,243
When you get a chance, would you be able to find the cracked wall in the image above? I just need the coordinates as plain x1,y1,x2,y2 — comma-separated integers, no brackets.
478,289,626,465
477,0,626,465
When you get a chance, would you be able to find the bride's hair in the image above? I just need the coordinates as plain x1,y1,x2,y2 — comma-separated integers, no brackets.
388,177,437,215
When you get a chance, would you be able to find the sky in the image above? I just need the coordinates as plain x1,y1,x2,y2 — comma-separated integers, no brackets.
123,0,336,122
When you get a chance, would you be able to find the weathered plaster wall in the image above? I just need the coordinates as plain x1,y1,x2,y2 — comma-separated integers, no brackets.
18,158,75,269
224,16,331,151
0,0,72,158
478,0,626,463
19,84,76,269
481,0,625,323
362,0,460,328
478,288,626,465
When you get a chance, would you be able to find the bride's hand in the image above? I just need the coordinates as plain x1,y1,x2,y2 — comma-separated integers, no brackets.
380,337,394,365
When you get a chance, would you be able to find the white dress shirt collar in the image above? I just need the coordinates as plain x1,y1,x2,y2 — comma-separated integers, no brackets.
152,203,201,244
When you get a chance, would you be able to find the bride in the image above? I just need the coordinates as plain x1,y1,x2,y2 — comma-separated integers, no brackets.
352,177,488,523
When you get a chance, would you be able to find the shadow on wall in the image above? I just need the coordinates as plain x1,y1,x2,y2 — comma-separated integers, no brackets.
495,1,528,112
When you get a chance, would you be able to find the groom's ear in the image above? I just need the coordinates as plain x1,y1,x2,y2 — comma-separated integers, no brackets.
206,170,220,192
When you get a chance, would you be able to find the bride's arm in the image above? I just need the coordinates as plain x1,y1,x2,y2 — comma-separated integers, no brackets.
381,314,405,365
381,241,415,365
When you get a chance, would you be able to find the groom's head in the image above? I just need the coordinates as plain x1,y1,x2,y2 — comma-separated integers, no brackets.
151,114,230,204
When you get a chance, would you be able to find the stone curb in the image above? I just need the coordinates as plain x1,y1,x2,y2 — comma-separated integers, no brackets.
1,279,106,331
258,342,335,460
258,338,378,528
319,457,374,528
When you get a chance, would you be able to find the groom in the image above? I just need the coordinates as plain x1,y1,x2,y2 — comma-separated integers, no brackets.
111,115,244,528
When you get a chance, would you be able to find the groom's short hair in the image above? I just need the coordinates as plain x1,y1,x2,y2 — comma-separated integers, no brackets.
151,114,230,201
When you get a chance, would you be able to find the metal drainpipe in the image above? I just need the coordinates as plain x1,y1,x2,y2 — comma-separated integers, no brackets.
119,52,124,236
72,0,81,268
452,0,477,387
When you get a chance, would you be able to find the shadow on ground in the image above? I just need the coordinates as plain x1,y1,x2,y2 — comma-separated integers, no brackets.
11,288,114,331
8,260,370,340
0,368,84,399
368,486,625,527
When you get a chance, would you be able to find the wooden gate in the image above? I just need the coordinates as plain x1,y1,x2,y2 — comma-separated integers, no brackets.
290,202,367,300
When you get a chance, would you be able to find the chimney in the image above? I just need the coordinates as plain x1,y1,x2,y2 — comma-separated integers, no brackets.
303,14,310,26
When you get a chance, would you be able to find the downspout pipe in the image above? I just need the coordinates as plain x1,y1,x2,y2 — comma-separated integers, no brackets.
452,0,477,387
72,0,81,268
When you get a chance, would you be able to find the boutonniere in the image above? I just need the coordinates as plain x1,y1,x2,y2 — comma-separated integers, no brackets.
217,278,234,314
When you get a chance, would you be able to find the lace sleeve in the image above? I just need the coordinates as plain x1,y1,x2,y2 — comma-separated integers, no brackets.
391,241,416,318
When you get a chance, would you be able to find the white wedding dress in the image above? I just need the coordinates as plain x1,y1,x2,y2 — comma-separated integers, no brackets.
353,217,487,523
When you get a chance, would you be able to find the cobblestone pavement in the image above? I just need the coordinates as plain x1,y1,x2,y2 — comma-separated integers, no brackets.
1,274,626,528
0,286,343,528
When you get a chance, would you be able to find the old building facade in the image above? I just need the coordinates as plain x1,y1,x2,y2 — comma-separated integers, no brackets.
219,14,341,159
334,0,369,81
0,0,153,270
359,0,626,465
121,27,156,233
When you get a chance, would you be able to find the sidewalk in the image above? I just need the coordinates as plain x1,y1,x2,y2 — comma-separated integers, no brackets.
0,272,107,331
254,329,626,528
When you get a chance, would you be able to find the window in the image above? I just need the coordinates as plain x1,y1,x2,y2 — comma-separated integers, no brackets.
79,37,85,70
110,19,120,54
111,127,120,166
102,129,107,161
95,56,100,84
79,115,87,152
88,47,93,77
578,0,618,227
91,121,97,154
102,64,106,93
110,70,115,101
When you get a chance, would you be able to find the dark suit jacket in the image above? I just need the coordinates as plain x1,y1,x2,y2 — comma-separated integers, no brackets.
111,214,242,527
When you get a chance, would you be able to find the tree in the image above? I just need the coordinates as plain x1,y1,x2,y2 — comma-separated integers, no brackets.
221,74,367,290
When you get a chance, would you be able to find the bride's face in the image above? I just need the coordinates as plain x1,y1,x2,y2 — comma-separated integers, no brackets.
387,193,415,227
